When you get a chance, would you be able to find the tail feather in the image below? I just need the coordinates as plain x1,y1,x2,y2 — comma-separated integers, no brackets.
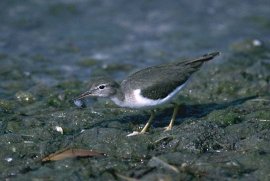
185,51,220,65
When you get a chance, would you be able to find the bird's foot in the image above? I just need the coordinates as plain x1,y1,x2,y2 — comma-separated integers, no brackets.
127,131,147,137
164,126,172,132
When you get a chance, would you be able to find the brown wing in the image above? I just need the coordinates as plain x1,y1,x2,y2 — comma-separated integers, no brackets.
121,52,219,100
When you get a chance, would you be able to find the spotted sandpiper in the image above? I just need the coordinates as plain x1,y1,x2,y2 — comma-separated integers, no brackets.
76,52,220,136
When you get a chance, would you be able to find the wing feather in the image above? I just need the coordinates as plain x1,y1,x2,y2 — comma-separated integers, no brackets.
121,52,219,100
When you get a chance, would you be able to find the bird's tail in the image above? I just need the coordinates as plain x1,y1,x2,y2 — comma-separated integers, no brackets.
185,51,220,65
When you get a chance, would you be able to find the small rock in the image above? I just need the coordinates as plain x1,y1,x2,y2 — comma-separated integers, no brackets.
230,39,264,53
74,99,86,108
55,126,64,134
15,91,36,104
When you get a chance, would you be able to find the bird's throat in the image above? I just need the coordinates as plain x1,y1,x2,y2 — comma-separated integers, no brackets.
110,90,125,107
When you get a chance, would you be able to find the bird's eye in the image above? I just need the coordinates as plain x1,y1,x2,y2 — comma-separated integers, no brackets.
99,85,105,89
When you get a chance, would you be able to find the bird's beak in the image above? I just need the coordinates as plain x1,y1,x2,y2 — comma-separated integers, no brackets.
75,90,93,100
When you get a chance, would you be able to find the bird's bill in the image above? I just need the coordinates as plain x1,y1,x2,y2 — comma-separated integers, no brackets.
75,91,93,100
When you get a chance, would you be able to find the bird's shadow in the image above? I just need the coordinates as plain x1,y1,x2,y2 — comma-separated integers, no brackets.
103,95,257,129
83,95,256,131
152,95,257,128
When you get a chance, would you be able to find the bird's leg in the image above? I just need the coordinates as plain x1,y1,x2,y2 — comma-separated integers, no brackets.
140,110,155,133
127,110,155,137
164,105,179,131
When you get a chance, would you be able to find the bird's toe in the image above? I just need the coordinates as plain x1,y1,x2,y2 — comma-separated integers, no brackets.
126,131,141,137
164,126,172,132
126,131,149,137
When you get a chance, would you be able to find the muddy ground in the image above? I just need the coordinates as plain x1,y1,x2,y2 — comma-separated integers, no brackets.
0,0,269,180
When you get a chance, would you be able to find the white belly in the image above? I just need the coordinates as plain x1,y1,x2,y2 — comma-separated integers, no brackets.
112,83,186,109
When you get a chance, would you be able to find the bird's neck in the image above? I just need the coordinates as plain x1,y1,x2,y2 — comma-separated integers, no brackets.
110,88,125,107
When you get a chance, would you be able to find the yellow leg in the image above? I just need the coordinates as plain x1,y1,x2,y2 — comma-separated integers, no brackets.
164,105,179,131
127,111,155,137
140,110,155,134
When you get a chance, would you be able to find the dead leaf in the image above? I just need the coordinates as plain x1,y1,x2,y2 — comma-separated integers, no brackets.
42,148,105,162
115,173,139,181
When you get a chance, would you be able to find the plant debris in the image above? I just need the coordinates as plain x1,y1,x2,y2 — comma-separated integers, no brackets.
42,148,105,162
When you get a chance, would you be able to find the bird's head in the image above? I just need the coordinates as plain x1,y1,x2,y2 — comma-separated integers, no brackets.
76,77,120,100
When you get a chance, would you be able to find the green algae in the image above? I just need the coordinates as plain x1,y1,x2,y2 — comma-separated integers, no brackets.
253,110,270,121
0,100,15,113
207,109,243,127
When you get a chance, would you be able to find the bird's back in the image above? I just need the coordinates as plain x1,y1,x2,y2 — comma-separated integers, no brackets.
121,52,219,100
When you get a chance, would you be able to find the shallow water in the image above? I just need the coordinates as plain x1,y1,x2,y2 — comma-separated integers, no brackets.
0,0,270,180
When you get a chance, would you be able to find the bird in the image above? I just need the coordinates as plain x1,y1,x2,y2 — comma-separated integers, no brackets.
75,52,220,136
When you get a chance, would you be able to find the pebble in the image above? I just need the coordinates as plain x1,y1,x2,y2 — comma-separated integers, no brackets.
74,99,86,108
